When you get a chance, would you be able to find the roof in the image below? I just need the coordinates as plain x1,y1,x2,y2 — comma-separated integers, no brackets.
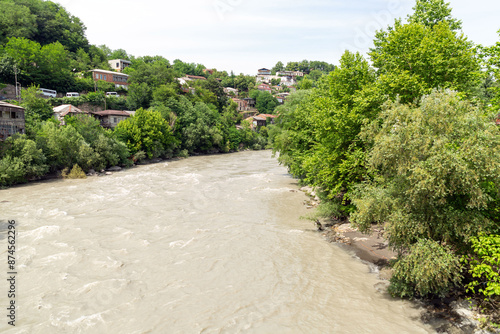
92,110,131,117
90,69,129,77
0,101,25,111
108,59,131,64
185,75,206,80
257,114,278,119
53,104,86,117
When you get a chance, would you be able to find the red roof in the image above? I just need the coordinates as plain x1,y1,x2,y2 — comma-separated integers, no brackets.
257,114,277,119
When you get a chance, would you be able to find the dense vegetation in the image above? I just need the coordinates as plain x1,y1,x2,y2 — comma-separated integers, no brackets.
271,0,500,325
0,0,286,187
1,0,499,325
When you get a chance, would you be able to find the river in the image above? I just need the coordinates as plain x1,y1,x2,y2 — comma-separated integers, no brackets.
0,150,434,333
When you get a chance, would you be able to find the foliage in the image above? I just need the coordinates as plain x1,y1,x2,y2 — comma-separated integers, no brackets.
0,135,48,186
388,239,463,298
273,51,382,210
0,37,73,90
481,30,500,112
127,82,152,110
20,84,54,136
65,114,131,169
61,164,86,179
115,108,176,159
35,121,95,171
0,0,88,52
172,59,206,77
370,21,480,104
250,90,279,114
465,233,500,300
407,0,462,30
352,90,500,252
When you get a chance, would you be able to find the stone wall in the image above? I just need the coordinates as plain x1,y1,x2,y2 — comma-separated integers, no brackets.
0,84,18,100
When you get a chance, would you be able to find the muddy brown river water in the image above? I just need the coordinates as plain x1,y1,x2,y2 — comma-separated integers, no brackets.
0,150,434,333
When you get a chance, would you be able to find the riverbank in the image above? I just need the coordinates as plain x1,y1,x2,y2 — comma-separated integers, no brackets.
299,186,497,334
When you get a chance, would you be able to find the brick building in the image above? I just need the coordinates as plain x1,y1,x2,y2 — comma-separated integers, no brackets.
90,69,129,89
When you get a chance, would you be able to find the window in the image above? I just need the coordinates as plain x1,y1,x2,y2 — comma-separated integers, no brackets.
113,117,117,123
104,75,107,80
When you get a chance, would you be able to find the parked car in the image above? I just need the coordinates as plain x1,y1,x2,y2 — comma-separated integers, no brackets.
106,92,119,97
66,92,80,97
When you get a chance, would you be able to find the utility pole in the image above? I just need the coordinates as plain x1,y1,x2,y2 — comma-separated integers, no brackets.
14,65,19,100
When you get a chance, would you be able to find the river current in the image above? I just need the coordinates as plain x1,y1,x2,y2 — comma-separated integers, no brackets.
0,150,433,333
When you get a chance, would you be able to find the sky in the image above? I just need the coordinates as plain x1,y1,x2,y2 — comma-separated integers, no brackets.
56,0,500,75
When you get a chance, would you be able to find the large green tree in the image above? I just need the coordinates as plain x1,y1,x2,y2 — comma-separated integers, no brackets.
115,108,177,159
370,21,480,104
351,89,500,296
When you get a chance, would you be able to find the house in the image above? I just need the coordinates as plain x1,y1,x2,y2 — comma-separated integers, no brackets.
257,114,278,125
276,71,304,77
0,101,25,140
276,92,290,104
243,98,256,108
231,98,248,111
245,113,278,129
258,68,272,76
91,110,130,128
53,104,88,124
224,87,239,96
90,69,129,89
257,84,272,94
108,59,131,72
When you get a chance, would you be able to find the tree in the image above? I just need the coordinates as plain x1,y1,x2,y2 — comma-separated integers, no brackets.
352,89,500,251
351,90,500,297
115,108,176,159
249,90,279,114
271,61,284,74
21,85,54,136
203,77,228,113
370,21,480,103
482,30,500,112
127,82,152,110
0,134,48,186
0,0,37,44
407,0,462,30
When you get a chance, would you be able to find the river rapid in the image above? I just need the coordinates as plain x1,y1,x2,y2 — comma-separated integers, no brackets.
0,150,434,333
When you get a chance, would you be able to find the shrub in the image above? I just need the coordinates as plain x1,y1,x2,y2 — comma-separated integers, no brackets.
389,239,463,298
465,233,500,300
62,164,86,179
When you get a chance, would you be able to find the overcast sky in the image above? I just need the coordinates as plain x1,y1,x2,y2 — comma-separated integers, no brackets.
57,0,500,75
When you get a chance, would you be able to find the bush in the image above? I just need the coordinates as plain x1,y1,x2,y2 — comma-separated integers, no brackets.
0,156,26,187
62,164,86,179
389,239,463,298
177,149,189,158
465,233,500,300
0,135,48,186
